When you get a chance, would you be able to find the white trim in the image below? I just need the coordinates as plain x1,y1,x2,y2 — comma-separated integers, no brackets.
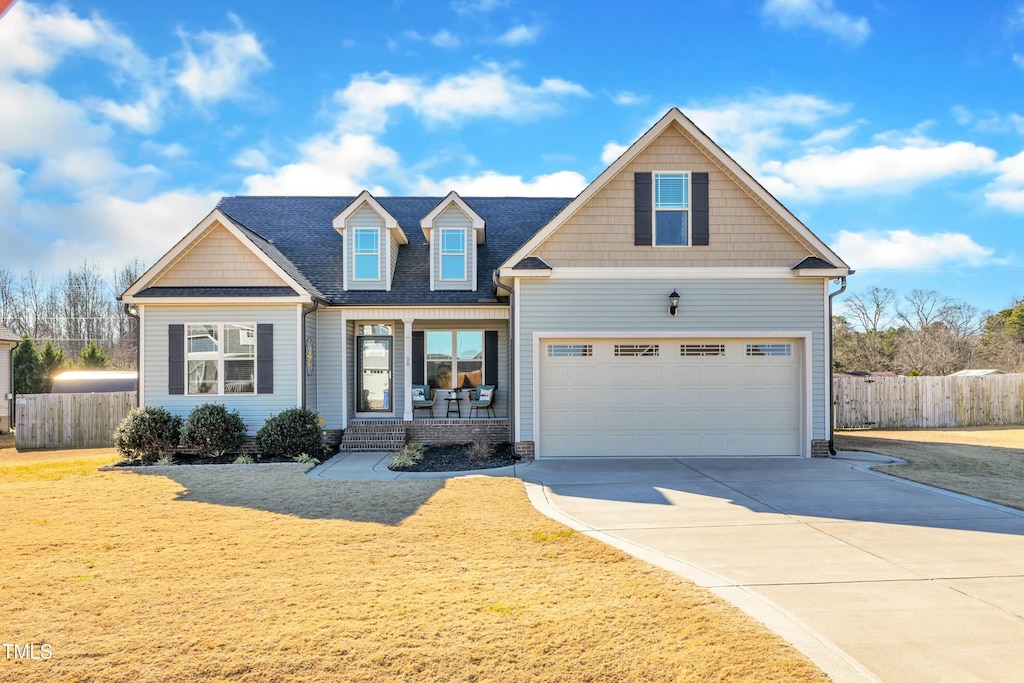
501,267,797,280
513,277,522,443
795,268,849,277
500,108,849,271
338,306,509,320
340,311,348,430
420,191,486,243
822,279,830,441
531,331,813,459
122,209,309,299
652,170,692,248
184,322,258,397
296,305,303,407
352,227,382,282
402,317,414,422
121,296,310,305
333,191,408,244
385,232,392,291
138,305,146,408
438,228,468,281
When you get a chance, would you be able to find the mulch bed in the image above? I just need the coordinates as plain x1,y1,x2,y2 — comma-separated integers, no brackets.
392,442,518,472
113,452,297,467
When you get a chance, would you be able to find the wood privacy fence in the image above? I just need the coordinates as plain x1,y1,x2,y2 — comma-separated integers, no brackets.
833,374,1024,429
14,391,136,449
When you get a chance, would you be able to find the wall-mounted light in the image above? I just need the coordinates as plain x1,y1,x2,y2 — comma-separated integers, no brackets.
668,290,680,316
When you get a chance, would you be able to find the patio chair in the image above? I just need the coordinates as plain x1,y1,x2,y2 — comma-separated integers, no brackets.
411,384,436,418
468,384,496,418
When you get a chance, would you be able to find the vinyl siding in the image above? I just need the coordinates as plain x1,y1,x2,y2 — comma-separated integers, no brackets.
152,222,287,288
389,231,401,291
0,343,12,432
517,277,827,442
345,205,386,291
431,205,475,291
533,123,823,267
304,310,317,414
315,308,345,429
143,304,300,432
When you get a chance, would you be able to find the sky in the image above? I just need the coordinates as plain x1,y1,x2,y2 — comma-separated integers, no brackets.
0,0,1022,317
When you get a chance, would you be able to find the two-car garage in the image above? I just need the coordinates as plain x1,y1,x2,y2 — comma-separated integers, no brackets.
537,337,806,457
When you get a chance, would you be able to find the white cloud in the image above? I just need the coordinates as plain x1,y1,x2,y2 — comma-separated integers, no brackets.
985,151,1024,211
412,170,586,197
430,29,461,49
174,14,271,105
0,2,116,75
242,134,399,195
233,148,271,171
601,142,628,164
610,91,646,106
833,229,994,270
451,0,508,14
494,25,541,46
762,0,870,44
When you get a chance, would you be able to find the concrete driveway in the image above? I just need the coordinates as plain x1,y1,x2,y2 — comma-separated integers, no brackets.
518,452,1024,683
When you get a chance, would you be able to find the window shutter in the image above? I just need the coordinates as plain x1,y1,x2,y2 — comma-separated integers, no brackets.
168,324,184,395
412,331,424,384
634,172,652,246
256,324,273,394
692,172,709,246
484,330,498,387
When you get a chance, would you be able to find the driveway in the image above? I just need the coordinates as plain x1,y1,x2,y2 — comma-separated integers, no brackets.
518,453,1024,683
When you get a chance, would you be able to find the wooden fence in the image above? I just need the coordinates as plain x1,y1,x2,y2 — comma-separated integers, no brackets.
14,391,137,449
833,374,1024,429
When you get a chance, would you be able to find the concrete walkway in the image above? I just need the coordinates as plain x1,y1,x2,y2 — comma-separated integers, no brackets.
311,451,1024,682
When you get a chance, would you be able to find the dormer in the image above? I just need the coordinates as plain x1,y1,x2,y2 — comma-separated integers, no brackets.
333,191,408,291
420,191,485,291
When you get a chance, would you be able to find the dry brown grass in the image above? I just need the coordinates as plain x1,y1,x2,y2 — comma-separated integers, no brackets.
836,427,1024,510
0,445,827,683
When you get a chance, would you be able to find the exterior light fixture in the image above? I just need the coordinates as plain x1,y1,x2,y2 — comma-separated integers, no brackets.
668,290,680,316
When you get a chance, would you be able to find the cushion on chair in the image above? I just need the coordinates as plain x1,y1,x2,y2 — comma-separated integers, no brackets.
411,385,429,403
475,385,494,403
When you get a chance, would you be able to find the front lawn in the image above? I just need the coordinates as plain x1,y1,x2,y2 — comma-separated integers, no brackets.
0,445,825,682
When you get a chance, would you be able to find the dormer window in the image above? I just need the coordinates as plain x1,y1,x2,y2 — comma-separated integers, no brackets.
440,229,467,280
353,228,380,281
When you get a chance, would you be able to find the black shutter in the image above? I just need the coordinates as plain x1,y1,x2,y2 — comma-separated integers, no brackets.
256,324,273,394
412,331,424,384
692,172,709,246
168,324,184,395
634,172,652,246
484,330,498,387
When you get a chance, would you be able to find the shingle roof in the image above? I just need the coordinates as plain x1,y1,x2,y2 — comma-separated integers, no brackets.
0,324,18,342
215,196,571,305
512,256,552,270
792,256,836,269
136,286,300,298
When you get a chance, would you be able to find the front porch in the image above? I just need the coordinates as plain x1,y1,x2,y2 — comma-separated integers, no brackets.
338,418,509,451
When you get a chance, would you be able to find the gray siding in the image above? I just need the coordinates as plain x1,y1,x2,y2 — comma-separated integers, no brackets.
346,320,355,421
143,304,300,432
517,278,827,442
389,232,400,291
315,308,345,429
304,310,317,414
431,205,475,291
345,205,386,291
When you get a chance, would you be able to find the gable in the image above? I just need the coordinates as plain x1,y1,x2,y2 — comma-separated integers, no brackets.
531,122,825,268
150,221,290,288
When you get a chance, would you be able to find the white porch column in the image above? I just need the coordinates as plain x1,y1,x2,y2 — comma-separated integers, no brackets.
402,317,414,421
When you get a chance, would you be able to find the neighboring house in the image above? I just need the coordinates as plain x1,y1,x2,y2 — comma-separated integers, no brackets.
121,109,851,458
949,369,1005,377
51,370,138,394
0,325,17,434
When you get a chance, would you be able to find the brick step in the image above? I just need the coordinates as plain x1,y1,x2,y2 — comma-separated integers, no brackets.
339,420,408,452
338,441,406,452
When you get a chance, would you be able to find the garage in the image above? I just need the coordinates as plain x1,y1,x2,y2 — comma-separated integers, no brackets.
537,338,804,457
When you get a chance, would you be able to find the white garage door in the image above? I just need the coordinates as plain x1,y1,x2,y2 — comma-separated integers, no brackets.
538,338,802,457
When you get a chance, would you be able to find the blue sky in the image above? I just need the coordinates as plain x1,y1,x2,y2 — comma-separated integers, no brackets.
1,0,1023,315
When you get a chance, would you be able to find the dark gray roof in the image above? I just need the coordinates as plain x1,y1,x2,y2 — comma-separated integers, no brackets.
792,256,836,269
136,286,300,298
512,256,553,270
215,196,571,305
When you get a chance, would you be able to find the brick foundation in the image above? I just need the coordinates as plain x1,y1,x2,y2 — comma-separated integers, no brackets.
514,441,535,459
405,419,509,447
811,439,831,458
321,429,344,448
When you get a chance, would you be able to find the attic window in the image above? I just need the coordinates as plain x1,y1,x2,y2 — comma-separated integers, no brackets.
654,172,690,246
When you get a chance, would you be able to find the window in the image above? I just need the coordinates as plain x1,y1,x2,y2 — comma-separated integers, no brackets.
746,343,792,357
187,323,255,394
614,344,659,357
353,228,380,280
654,172,690,246
440,229,467,280
425,330,483,389
680,343,725,357
547,344,592,357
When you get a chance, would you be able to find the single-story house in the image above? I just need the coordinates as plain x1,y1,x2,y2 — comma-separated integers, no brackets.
51,370,138,394
0,324,17,434
949,369,1005,377
121,108,851,458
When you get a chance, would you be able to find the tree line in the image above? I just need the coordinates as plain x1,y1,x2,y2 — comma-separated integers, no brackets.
834,287,1024,375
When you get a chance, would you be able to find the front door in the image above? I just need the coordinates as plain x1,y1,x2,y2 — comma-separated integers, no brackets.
357,336,392,413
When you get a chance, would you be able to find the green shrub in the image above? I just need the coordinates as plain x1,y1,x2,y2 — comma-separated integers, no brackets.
233,454,255,464
295,453,321,465
113,407,183,464
256,408,326,459
181,403,247,458
388,442,425,471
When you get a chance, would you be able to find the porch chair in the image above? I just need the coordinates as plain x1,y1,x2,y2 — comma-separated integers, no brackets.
468,384,496,418
411,384,436,418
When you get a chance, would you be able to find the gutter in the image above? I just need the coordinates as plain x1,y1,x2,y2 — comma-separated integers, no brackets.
300,299,321,410
122,302,141,408
827,276,848,456
492,272,521,460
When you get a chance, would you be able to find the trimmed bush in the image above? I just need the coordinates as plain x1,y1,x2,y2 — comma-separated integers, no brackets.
388,442,425,471
181,403,247,458
113,407,183,464
256,408,326,459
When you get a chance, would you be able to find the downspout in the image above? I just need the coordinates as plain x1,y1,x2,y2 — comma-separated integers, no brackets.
122,302,140,408
492,271,521,460
300,300,320,410
827,276,848,456
9,337,19,429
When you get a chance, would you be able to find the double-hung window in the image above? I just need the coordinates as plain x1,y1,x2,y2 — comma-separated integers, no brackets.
353,228,380,281
654,172,690,246
187,323,256,395
425,330,483,389
440,229,467,280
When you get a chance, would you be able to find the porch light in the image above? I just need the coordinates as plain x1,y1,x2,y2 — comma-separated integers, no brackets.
668,290,680,316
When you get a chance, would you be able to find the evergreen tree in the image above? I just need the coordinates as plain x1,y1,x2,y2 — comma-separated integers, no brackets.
39,341,66,392
12,336,45,394
78,341,109,369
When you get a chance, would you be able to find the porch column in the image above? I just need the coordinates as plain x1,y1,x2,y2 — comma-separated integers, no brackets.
402,317,414,422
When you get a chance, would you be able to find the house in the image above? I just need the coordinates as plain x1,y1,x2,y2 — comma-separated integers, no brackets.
949,369,1005,377
0,324,17,434
121,109,850,458
51,370,138,394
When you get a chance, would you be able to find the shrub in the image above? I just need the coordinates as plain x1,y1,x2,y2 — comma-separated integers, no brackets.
388,442,425,470
469,438,493,462
256,408,326,459
181,403,247,458
233,454,255,464
295,453,321,465
113,407,183,464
